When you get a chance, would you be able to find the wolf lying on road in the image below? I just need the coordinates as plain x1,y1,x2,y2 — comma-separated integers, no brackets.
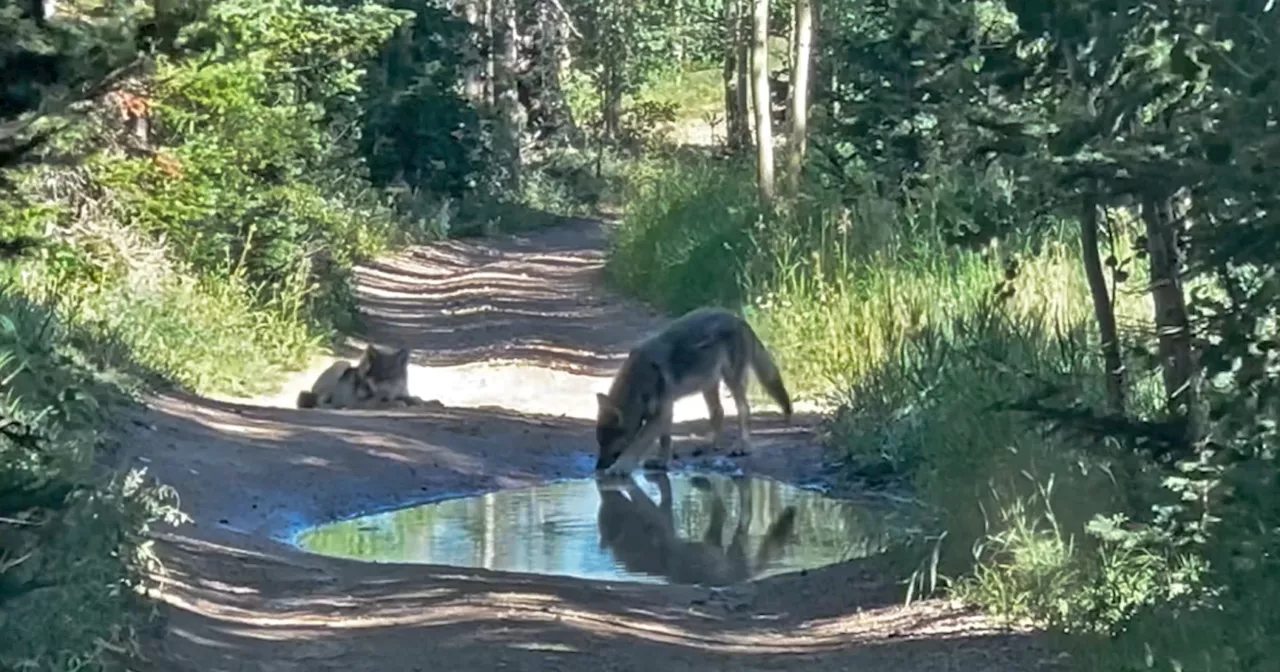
595,472,798,586
353,344,420,405
296,344,427,409
595,306,793,475
295,359,372,409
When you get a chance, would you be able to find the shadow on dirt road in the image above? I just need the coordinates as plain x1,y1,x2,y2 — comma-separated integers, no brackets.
126,217,1064,672
351,217,662,375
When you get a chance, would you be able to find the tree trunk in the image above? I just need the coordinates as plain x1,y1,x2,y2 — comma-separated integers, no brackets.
721,8,736,145
492,0,523,192
784,0,812,198
535,0,578,144
786,0,796,81
1142,194,1197,435
484,0,495,104
462,0,487,107
750,0,774,206
601,59,622,143
673,0,685,71
734,4,752,150
1080,189,1126,413
722,0,743,150
827,50,839,121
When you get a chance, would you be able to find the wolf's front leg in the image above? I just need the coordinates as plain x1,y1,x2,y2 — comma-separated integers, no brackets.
692,386,726,457
643,431,674,471
610,404,674,475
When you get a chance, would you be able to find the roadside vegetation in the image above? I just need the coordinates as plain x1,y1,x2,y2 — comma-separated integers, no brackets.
602,0,1279,670
3,0,621,667
3,0,1277,670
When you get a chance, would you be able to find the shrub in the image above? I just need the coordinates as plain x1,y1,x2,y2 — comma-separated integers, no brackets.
0,288,186,672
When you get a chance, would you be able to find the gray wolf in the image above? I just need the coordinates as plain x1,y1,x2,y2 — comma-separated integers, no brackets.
353,344,426,406
595,306,792,474
296,344,426,409
595,472,798,586
296,360,375,409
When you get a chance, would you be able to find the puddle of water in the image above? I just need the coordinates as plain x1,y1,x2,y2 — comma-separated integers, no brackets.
296,471,900,586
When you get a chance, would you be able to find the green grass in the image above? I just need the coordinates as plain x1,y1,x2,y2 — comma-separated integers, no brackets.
603,150,1212,660
8,225,321,398
638,67,725,122
634,41,793,145
746,243,1075,400
605,154,762,314
63,271,318,397
569,39,800,156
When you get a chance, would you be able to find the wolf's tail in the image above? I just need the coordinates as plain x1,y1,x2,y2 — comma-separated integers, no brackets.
744,324,793,420
296,391,319,409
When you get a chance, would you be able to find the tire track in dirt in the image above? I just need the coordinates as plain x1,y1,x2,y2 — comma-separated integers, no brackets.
250,216,794,422
119,216,1063,672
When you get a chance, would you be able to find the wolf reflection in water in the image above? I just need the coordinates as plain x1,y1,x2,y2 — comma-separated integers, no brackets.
294,471,887,584
596,471,798,586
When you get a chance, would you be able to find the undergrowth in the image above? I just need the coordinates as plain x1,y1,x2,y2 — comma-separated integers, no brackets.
0,3,647,668
604,149,1204,653
0,287,187,671
5,162,325,397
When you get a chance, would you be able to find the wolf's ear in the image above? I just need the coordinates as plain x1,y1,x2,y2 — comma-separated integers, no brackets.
596,393,619,422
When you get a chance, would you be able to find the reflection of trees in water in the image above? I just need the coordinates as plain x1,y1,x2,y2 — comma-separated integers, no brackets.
464,485,585,572
675,480,713,539
300,502,439,562
787,497,892,565
534,487,559,572
661,476,898,571
404,504,435,560
482,495,496,569
298,476,917,578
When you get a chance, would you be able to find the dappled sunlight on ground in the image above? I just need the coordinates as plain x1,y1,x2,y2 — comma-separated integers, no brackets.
144,530,1057,672
248,358,795,422
239,214,823,420
128,217,1063,672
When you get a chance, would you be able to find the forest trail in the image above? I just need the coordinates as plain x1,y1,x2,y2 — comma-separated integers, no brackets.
119,216,1062,671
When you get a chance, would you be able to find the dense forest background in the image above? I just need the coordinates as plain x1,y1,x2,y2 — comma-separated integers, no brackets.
2,0,1277,669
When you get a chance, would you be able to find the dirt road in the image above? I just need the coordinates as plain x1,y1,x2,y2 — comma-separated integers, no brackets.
120,217,1061,671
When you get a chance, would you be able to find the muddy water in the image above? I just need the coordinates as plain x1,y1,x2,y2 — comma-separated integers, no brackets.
296,472,899,586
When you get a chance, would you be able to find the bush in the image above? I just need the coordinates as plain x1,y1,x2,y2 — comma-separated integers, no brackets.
0,0,438,398
87,0,409,331
0,288,186,672
604,151,1199,640
4,164,320,396
358,0,485,202
605,155,762,314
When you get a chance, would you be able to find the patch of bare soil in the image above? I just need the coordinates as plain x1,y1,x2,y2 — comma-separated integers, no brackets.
118,216,1065,671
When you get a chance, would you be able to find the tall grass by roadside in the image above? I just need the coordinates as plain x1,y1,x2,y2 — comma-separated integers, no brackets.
33,268,318,397
604,150,1196,650
605,155,763,315
4,184,323,398
636,67,725,124
746,237,1090,401
606,153,1145,401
